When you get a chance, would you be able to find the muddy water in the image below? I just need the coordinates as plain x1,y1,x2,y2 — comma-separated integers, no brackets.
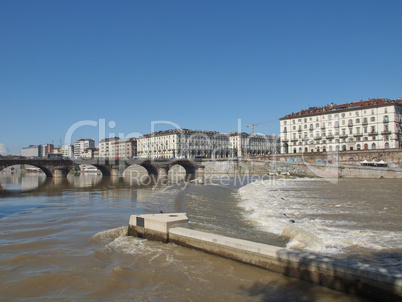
1,172,399,301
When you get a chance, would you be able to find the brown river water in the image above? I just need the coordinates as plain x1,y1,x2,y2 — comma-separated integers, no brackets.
0,171,401,301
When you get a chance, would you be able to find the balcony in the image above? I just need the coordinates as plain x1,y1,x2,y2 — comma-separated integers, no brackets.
314,136,322,140
339,134,348,138
326,134,334,139
383,119,389,123
353,133,363,137
368,131,378,136
381,131,391,135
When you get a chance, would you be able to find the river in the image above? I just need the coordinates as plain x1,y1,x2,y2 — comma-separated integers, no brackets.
0,171,400,301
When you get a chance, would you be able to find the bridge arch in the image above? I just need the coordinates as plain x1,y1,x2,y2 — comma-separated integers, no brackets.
0,163,53,177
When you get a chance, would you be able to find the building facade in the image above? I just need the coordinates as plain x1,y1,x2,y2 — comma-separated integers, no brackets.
61,145,74,158
41,144,54,158
74,139,95,158
280,98,402,154
98,137,137,159
81,147,99,159
22,145,42,158
137,129,279,159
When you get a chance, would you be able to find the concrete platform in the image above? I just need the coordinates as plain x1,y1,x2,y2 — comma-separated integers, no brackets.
127,213,402,301
127,213,188,243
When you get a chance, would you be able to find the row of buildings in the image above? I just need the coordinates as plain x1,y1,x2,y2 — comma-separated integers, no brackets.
280,98,402,154
21,98,402,159
21,139,97,159
21,131,280,160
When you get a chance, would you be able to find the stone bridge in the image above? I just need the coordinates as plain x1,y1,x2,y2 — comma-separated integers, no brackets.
0,158,205,181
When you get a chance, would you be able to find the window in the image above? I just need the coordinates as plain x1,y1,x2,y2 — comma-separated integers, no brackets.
370,117,375,122
356,118,360,123
371,143,376,150
341,113,345,118
316,123,319,128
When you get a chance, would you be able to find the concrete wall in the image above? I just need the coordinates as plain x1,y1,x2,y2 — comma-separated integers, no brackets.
200,150,402,179
128,213,402,301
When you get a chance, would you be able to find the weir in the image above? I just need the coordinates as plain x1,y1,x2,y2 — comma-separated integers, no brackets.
128,213,402,301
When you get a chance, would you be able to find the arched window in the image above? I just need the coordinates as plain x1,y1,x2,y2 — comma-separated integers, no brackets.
385,142,390,149
364,143,369,150
335,145,339,151
342,145,347,151
371,143,376,150
329,145,333,151
356,144,361,150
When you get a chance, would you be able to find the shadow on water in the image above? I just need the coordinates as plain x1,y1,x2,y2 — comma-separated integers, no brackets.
0,204,45,218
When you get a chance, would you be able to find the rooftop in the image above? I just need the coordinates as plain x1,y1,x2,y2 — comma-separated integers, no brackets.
280,98,402,120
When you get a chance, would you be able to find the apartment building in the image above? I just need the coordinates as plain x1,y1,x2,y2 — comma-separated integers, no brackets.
137,129,279,159
41,144,54,158
21,145,42,158
98,137,137,159
61,145,74,158
280,98,402,154
74,139,95,158
81,147,98,159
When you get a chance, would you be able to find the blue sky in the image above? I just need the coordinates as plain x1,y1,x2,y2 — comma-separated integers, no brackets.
1,0,401,154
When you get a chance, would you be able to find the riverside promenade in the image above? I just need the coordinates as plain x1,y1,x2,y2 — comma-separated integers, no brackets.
128,213,402,301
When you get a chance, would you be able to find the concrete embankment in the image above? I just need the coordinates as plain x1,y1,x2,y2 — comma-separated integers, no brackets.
201,158,402,179
128,213,402,301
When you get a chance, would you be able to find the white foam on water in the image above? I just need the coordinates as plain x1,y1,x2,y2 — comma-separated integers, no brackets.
237,179,402,255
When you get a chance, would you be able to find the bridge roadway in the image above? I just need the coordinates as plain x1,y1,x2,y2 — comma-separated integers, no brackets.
0,158,205,180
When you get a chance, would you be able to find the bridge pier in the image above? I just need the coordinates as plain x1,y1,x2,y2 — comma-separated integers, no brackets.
157,165,169,185
53,166,70,178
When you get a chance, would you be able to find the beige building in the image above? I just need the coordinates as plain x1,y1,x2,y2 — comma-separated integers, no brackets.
74,139,95,158
61,144,74,158
137,129,279,159
280,98,402,154
81,147,98,159
98,137,137,159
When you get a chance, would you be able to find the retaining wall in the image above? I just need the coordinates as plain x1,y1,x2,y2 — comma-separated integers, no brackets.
128,213,402,301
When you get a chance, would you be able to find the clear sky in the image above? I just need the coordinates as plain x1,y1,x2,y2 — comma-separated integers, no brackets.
1,0,401,154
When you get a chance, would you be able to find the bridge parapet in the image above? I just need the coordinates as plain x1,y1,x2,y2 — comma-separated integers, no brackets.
0,158,205,180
